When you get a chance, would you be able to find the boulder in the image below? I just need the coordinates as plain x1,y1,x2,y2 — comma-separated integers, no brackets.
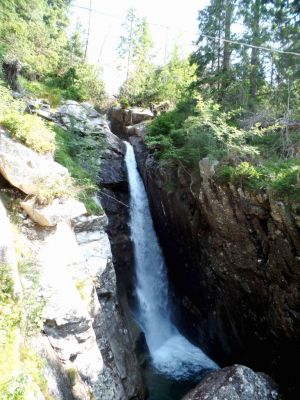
126,122,148,139
20,198,86,227
55,101,107,134
109,106,153,136
0,130,69,196
182,365,278,400
72,214,108,233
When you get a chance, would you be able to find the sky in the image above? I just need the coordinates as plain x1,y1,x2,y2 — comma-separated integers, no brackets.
70,0,210,95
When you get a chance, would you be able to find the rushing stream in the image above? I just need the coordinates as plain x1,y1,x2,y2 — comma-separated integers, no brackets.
124,142,218,398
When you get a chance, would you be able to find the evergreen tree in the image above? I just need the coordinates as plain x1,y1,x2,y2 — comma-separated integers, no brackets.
191,0,236,101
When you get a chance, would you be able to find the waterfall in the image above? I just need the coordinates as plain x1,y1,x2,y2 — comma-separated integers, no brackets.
125,142,218,379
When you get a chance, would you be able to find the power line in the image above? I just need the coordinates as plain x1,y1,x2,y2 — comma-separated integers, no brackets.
70,3,300,58
201,34,300,58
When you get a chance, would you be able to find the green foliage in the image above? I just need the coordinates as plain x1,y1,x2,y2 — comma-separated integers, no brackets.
53,125,103,214
120,97,130,109
147,96,258,166
0,85,56,154
0,221,51,399
147,93,300,201
19,78,63,107
119,42,196,107
2,112,56,154
0,1,106,107
54,64,106,103
219,159,300,200
0,0,70,78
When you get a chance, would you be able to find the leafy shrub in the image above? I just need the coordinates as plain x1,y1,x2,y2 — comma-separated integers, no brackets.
119,97,130,109
218,159,300,200
52,64,106,104
147,97,258,167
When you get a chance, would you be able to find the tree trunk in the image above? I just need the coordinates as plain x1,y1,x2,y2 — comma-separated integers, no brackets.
249,0,261,104
221,0,234,94
2,60,21,92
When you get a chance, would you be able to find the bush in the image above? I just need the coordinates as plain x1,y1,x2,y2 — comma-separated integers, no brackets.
218,159,300,201
147,97,258,167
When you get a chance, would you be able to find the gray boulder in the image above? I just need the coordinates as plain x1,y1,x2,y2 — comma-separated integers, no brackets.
182,365,278,400
0,130,70,197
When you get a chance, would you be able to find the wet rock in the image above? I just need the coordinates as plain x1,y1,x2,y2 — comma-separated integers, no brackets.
126,121,149,139
183,365,278,400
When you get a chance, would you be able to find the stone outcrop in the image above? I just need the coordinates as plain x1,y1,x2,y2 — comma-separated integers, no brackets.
56,100,108,134
0,129,70,196
109,106,153,137
21,197,87,227
110,118,300,398
0,100,145,399
182,365,278,400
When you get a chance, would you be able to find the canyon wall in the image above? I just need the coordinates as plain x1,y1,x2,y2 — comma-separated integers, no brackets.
108,106,300,399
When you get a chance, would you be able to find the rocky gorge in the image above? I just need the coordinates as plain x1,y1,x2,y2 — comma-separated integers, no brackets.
0,98,291,400
108,106,300,399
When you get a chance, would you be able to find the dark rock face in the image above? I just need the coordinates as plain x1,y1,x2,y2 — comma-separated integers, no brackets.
130,136,300,399
182,365,278,400
98,130,135,299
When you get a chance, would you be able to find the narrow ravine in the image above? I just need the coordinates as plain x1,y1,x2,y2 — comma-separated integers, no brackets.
124,142,218,397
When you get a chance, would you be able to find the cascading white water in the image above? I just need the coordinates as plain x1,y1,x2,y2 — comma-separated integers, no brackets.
125,142,218,379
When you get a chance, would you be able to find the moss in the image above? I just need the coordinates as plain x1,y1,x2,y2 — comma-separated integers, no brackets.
53,124,103,215
67,367,79,387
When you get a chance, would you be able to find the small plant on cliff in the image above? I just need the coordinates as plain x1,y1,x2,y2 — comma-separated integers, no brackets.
119,97,130,109
67,367,79,387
